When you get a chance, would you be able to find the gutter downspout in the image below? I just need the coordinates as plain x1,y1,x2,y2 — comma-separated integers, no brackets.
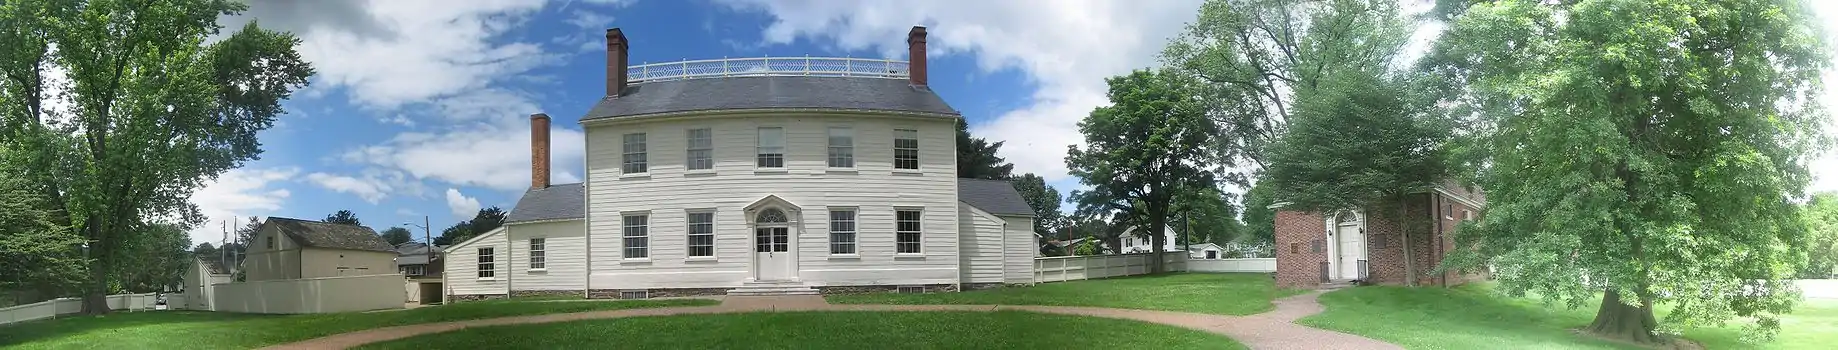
1437,196,1449,287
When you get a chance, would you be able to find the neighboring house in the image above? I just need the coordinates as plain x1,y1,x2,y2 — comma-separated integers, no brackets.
395,242,445,304
1117,225,1183,254
182,256,233,310
444,26,1038,300
242,217,398,281
1187,242,1225,260
1272,182,1490,288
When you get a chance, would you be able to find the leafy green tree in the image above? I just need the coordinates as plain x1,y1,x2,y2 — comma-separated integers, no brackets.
0,150,85,298
434,222,472,246
956,118,1014,180
1431,0,1828,343
323,210,362,226
116,224,189,292
1240,182,1277,244
0,0,313,313
1072,238,1100,256
379,227,414,246
1803,193,1838,278
1066,69,1220,272
191,242,218,260
1161,0,1411,175
1010,173,1063,233
468,207,506,236
1171,186,1242,245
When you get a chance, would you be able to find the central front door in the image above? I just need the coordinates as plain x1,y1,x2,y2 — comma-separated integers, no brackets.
1335,223,1365,280
754,227,791,281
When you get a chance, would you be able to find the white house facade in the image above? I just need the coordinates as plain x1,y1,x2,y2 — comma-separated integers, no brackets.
444,26,1038,300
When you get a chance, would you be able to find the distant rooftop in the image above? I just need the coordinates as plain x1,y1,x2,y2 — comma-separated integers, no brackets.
626,57,908,84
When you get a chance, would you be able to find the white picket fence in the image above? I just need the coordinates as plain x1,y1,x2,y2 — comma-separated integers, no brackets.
1188,258,1278,273
0,292,187,326
1033,252,1189,283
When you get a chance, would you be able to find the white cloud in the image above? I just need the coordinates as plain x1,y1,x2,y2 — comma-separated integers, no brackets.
342,117,588,192
187,167,299,246
304,172,390,203
717,0,1203,182
445,188,483,218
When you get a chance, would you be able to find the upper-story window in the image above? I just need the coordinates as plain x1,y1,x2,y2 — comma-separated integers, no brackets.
828,127,854,168
686,128,713,170
757,127,785,168
622,133,648,173
894,129,919,170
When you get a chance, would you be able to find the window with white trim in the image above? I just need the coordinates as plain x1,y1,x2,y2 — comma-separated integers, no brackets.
686,128,713,170
622,133,647,173
687,211,715,257
828,127,854,168
757,127,784,168
477,248,495,278
528,238,546,270
829,209,856,254
895,209,922,253
622,214,649,258
893,129,919,170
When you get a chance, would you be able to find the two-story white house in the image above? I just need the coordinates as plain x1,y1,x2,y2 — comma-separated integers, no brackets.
443,26,1039,300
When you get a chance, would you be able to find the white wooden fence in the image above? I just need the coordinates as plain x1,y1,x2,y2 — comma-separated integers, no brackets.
1799,280,1838,299
1188,258,1278,273
210,274,404,314
0,292,187,326
1033,252,1189,283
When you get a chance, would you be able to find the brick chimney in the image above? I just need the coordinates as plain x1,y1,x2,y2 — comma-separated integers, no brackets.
530,113,551,189
907,26,927,87
606,28,629,97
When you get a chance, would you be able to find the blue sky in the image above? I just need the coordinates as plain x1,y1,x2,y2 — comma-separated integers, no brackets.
184,0,1838,246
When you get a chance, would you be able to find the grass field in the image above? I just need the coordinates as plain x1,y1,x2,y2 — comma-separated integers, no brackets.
827,273,1306,315
0,298,716,350
360,311,1247,350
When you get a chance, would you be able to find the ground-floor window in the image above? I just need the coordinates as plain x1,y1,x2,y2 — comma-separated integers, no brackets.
623,214,649,259
829,209,857,254
895,209,922,254
687,211,715,257
529,238,546,269
477,248,495,278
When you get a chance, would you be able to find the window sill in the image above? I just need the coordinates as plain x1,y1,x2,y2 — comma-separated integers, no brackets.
684,257,718,262
619,259,652,265
754,169,789,175
527,268,547,273
684,170,717,177
893,253,926,260
620,173,652,180
476,277,498,281
825,168,858,175
827,254,861,260
891,170,923,176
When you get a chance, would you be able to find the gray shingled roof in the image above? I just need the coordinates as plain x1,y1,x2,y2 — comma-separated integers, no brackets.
194,256,230,275
582,76,959,121
959,178,1035,217
507,183,586,223
264,217,395,252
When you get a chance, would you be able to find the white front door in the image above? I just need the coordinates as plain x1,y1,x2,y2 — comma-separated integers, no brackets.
1335,224,1364,280
754,226,792,281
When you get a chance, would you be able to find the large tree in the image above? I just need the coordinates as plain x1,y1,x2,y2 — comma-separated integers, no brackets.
0,0,313,313
434,207,508,246
1239,182,1277,244
1432,0,1827,343
0,148,85,298
379,227,414,246
1170,185,1243,246
323,210,362,226
956,118,1014,180
1010,173,1062,233
1802,193,1838,279
1066,69,1219,272
1161,0,1411,178
116,224,188,293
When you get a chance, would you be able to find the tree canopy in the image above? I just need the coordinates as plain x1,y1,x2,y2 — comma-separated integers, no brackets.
434,207,507,246
324,210,362,226
0,0,313,312
1239,182,1277,244
1432,0,1829,343
956,118,1014,180
1802,193,1838,279
1010,173,1063,233
379,227,414,246
1067,69,1220,271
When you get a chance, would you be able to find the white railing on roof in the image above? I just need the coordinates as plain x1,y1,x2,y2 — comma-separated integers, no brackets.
627,56,910,84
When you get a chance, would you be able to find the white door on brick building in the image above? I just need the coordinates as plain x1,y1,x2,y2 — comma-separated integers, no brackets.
1334,212,1366,280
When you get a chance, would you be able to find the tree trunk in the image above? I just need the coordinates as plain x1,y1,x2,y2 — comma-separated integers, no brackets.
1149,208,1168,274
1585,290,1661,344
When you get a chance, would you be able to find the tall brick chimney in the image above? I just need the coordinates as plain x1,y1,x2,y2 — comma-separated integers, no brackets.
606,28,629,97
530,113,551,189
907,26,927,87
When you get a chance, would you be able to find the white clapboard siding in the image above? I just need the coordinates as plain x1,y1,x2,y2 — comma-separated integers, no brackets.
445,227,510,296
958,205,1005,284
1001,215,1036,284
509,220,587,291
585,113,960,289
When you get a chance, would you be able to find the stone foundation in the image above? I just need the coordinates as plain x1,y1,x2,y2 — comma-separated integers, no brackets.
961,283,1003,291
450,294,508,302
816,284,957,295
587,288,727,299
511,290,582,298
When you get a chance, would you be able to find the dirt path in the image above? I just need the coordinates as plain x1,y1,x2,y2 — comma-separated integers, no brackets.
264,291,1398,350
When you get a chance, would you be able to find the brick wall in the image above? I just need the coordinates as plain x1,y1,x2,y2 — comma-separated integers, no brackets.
1274,210,1327,289
1362,193,1434,286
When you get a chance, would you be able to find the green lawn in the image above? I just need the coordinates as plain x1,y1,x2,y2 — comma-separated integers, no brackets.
826,273,1305,315
0,298,716,350
360,311,1247,350
1297,284,1837,350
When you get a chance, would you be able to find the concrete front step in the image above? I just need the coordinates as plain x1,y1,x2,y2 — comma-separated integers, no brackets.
727,282,820,296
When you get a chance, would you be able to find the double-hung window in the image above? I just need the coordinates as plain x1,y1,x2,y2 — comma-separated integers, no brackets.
623,214,649,259
686,128,713,170
528,238,546,270
477,248,495,278
895,210,922,253
893,129,919,170
687,212,715,258
757,127,784,168
622,133,648,174
829,209,857,254
827,127,854,168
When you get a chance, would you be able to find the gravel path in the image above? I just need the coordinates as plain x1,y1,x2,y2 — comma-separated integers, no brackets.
264,291,1398,350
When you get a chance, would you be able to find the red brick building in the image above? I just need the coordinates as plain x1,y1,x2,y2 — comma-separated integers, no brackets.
1273,183,1490,289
